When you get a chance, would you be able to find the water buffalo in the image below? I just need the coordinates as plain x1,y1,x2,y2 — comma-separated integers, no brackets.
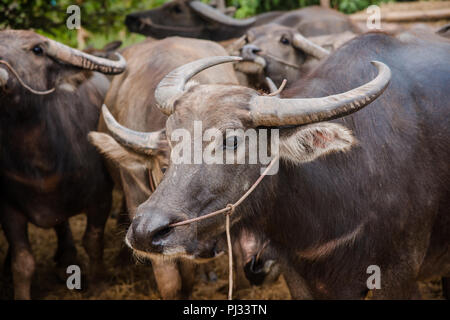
117,31,449,299
125,0,282,41
233,23,355,88
0,30,126,299
89,36,283,297
125,1,358,41
89,37,239,299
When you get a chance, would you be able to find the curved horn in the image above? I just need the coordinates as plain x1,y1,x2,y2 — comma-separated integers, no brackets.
155,56,242,115
265,77,278,94
46,38,126,75
189,1,255,27
292,33,330,60
250,61,391,126
265,77,287,98
101,105,165,154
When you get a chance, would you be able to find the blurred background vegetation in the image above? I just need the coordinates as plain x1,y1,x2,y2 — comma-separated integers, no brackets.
0,0,415,48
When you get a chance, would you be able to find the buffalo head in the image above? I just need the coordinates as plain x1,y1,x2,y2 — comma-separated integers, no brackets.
233,24,331,88
101,56,390,260
0,30,125,102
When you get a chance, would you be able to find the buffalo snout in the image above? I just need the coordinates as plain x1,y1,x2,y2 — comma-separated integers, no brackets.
126,208,182,253
125,13,145,33
241,44,261,60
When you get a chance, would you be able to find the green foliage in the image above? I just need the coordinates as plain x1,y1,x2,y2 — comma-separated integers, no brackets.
229,0,313,18
227,0,395,16
0,0,171,47
334,0,393,14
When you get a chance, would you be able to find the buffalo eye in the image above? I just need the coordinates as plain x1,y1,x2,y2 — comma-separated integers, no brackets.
224,136,239,150
32,45,44,56
280,36,290,46
161,167,167,174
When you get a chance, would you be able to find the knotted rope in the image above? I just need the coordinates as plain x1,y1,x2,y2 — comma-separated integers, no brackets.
169,156,279,300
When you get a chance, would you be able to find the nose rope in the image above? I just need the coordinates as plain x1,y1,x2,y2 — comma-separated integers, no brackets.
0,60,55,95
169,156,279,300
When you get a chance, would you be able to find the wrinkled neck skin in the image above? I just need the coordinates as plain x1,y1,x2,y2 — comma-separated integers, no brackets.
143,155,371,298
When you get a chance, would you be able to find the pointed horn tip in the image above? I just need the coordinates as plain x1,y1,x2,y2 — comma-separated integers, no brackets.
370,61,392,83
370,60,390,71
214,56,243,62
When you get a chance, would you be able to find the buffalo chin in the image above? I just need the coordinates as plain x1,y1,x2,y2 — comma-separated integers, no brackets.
125,236,224,263
129,247,224,264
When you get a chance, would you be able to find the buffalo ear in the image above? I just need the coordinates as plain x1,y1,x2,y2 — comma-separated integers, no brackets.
88,132,148,169
279,122,356,164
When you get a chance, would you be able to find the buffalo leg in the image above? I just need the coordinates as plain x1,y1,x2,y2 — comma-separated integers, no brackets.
3,247,11,276
179,259,197,298
152,259,182,299
0,206,35,300
233,239,251,290
281,264,313,299
53,221,78,281
115,200,134,266
54,221,78,266
82,195,110,282
369,270,422,299
443,277,450,300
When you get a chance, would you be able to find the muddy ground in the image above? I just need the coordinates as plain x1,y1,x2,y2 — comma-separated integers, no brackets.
0,190,444,300
0,1,448,300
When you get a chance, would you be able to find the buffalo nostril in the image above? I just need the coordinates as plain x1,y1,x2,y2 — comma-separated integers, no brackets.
151,225,174,246
242,44,261,59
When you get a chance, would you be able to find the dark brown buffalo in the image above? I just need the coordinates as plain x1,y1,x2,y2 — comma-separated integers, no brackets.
116,31,449,299
125,1,358,41
0,30,126,299
125,0,282,41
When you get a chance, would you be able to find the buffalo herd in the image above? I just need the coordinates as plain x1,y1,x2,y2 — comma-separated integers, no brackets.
0,0,449,300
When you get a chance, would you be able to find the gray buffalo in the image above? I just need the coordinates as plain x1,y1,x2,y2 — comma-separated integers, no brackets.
115,31,449,299
0,30,126,299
